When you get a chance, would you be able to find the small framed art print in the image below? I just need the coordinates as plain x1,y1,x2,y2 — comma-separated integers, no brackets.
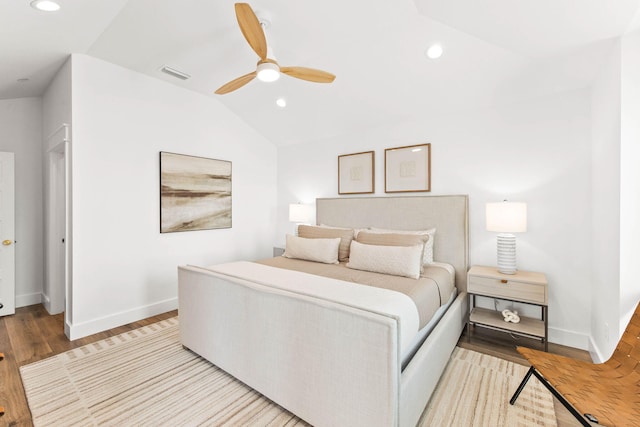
338,151,375,195
384,143,431,193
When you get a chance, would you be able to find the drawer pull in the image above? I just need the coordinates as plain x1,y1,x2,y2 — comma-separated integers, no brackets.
500,279,508,284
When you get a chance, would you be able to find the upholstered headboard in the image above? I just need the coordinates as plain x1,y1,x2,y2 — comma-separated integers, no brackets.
316,195,469,292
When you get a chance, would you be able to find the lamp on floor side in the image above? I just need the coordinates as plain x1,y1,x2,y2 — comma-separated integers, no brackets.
486,201,527,275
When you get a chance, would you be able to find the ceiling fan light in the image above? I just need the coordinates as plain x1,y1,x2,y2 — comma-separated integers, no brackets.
257,62,280,82
30,0,61,12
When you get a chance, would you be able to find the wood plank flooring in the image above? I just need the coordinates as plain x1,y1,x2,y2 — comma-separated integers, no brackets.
1,304,589,426
0,305,177,426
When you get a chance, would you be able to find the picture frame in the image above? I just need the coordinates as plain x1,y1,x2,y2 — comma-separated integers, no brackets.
384,143,431,193
160,151,232,233
338,151,375,195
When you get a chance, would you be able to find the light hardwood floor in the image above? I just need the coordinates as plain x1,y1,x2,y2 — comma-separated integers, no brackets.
1,305,589,426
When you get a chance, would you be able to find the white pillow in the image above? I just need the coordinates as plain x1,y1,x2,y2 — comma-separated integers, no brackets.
346,240,423,279
282,234,340,264
368,227,436,264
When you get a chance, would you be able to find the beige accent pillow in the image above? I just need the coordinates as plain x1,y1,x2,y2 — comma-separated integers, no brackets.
283,234,340,264
356,231,429,247
298,225,354,262
321,224,367,239
346,240,423,279
368,227,436,264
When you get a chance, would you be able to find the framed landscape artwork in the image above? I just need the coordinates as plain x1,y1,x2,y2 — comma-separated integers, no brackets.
384,143,431,193
160,152,232,233
338,151,375,194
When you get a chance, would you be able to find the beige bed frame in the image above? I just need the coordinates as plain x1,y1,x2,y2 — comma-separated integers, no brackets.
179,195,469,426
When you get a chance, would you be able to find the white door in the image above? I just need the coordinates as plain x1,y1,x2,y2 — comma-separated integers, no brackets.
45,124,70,319
48,148,66,314
0,152,15,316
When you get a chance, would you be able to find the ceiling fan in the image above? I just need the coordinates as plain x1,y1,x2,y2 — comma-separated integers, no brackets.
215,3,336,95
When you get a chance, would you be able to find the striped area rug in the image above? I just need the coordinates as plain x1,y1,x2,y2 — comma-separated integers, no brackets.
20,318,556,426
419,347,557,426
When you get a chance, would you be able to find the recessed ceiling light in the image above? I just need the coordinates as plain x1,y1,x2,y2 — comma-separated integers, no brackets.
425,44,443,59
276,98,287,108
30,0,61,11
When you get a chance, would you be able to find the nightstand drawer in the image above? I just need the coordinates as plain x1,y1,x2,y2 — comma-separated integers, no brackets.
468,275,546,305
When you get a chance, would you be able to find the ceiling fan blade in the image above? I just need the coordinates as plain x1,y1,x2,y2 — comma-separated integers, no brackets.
280,67,336,83
235,3,267,60
215,71,257,94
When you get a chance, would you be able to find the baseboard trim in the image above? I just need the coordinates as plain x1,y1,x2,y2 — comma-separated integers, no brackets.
588,336,608,363
548,326,589,351
66,298,178,341
16,292,43,308
42,294,51,313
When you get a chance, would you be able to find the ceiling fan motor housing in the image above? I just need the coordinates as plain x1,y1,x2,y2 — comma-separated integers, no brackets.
256,60,280,82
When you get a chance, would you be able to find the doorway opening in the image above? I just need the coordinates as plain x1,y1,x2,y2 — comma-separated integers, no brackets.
45,124,71,335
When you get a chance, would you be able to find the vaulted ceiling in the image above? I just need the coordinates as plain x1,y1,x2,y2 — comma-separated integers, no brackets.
2,0,640,145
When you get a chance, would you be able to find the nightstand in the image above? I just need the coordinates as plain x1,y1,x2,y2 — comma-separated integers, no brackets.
467,265,548,351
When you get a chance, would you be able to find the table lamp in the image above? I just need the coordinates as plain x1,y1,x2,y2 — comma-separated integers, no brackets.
289,203,314,235
486,201,527,275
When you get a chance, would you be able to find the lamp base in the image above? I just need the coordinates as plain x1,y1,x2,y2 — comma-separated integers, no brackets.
496,233,517,275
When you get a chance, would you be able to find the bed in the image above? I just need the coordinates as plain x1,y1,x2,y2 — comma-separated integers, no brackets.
179,195,469,427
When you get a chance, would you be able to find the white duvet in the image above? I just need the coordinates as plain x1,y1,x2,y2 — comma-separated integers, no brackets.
201,261,421,355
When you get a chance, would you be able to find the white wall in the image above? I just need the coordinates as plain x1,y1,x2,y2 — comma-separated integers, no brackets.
66,54,277,339
278,89,593,349
589,42,622,360
619,29,640,332
0,97,44,307
42,59,72,145
589,30,640,362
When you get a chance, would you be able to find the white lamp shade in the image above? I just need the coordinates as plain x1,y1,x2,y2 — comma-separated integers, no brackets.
289,204,314,223
486,202,527,233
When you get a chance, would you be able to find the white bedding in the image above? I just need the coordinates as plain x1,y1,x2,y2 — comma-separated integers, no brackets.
201,261,420,355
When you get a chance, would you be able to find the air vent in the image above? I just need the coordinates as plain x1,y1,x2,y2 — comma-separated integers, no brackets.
160,66,190,80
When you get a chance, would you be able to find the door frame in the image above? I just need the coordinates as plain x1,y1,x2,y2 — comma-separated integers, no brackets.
45,124,71,324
